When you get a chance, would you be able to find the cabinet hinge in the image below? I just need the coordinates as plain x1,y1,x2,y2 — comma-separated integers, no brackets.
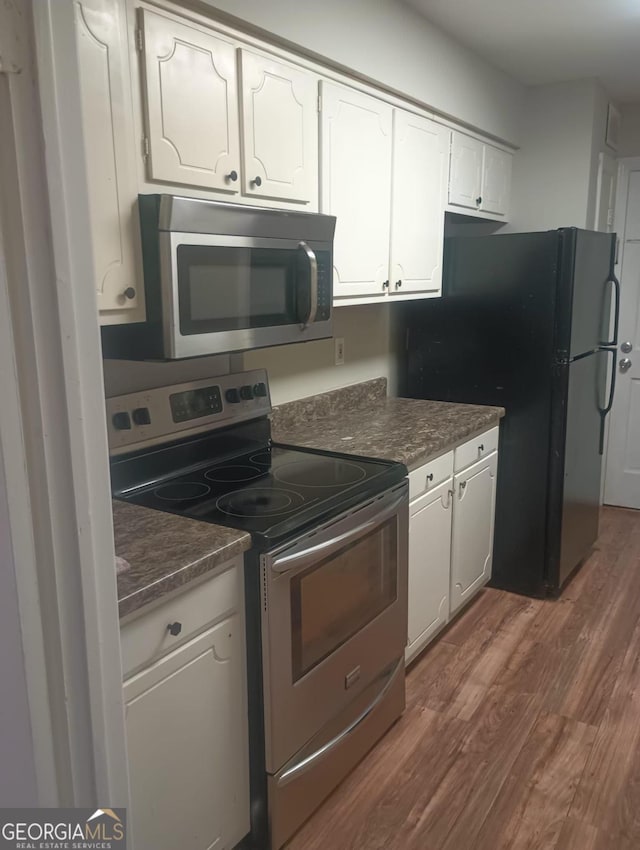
142,137,150,157
317,92,322,113
135,28,143,52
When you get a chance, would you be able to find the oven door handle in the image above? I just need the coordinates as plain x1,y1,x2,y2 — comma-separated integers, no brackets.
298,241,318,330
277,658,403,786
270,488,407,575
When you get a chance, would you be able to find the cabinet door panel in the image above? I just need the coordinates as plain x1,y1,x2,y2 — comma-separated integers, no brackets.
240,50,317,204
407,479,452,664
481,146,512,217
320,82,392,300
140,9,240,192
448,132,483,210
124,616,249,850
75,0,140,318
390,111,449,297
450,452,497,615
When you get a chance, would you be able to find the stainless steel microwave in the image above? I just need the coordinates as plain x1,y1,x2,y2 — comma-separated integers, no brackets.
101,195,336,360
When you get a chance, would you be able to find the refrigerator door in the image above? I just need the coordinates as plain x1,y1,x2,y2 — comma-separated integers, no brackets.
555,229,616,360
547,352,605,590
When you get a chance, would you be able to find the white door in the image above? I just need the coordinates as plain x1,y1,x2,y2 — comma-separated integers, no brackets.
320,82,393,301
480,145,512,217
594,151,618,232
450,452,498,615
604,159,640,509
124,616,250,850
448,132,482,210
239,50,317,204
406,478,452,665
390,111,449,298
139,9,241,193
74,0,141,319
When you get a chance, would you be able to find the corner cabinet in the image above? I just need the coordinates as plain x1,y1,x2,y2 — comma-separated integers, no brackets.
74,0,142,323
321,81,449,306
448,131,512,220
406,427,499,665
120,558,250,850
138,8,318,205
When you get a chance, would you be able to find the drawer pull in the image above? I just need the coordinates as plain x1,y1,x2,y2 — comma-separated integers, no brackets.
167,622,182,637
426,473,434,482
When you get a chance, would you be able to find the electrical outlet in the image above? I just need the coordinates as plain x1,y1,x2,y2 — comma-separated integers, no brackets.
334,337,345,366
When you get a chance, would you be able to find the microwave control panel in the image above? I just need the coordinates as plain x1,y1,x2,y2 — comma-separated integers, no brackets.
106,369,271,455
316,251,332,322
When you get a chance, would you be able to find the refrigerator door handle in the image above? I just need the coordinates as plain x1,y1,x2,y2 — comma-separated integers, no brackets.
598,347,617,455
601,274,620,348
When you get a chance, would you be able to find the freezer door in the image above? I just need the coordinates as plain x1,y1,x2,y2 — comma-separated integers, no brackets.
556,229,616,359
552,353,605,588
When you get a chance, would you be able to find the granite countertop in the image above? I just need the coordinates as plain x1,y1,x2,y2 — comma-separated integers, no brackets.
113,500,250,619
271,380,505,471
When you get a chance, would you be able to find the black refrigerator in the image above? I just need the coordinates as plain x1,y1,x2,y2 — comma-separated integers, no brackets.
400,228,619,597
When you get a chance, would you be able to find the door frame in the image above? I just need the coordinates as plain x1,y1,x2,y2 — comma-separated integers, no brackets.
0,0,129,806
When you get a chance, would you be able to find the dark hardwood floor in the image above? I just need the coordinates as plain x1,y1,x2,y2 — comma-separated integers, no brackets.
286,506,640,850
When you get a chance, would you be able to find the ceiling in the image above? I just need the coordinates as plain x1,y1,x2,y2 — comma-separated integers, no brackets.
405,0,640,102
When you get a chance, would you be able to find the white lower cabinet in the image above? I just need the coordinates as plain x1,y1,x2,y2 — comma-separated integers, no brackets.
121,561,249,850
406,428,499,664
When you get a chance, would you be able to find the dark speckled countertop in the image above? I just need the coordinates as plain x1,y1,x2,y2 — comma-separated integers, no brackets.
113,500,250,619
271,379,505,471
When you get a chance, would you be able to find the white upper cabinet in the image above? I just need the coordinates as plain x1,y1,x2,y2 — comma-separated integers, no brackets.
139,8,241,193
448,130,512,219
390,111,449,298
239,50,317,204
320,82,393,302
74,0,141,320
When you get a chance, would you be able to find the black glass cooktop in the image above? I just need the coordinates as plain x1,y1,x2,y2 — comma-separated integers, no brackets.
117,443,406,546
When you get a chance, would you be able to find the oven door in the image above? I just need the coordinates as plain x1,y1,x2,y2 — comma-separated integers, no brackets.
159,233,332,358
261,482,408,774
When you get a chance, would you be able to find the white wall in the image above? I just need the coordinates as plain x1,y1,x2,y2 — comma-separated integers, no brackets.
201,0,524,144
0,444,38,806
619,104,640,156
243,304,394,406
509,80,605,232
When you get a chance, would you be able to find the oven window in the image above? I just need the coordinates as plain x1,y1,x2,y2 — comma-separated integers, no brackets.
177,245,303,334
290,518,397,682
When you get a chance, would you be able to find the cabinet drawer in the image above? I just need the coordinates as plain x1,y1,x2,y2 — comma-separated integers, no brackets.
409,451,454,502
121,558,241,678
454,426,499,473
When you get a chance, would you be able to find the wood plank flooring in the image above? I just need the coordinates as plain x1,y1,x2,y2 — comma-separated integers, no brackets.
286,506,640,850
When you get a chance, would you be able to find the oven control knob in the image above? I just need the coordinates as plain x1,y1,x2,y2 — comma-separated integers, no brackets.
239,385,254,400
225,388,241,404
253,382,267,398
112,411,132,431
132,406,151,426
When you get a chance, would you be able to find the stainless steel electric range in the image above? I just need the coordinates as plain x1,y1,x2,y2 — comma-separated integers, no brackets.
108,370,408,849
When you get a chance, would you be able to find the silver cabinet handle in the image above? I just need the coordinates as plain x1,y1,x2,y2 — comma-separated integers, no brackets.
620,358,632,372
298,240,318,330
621,341,633,354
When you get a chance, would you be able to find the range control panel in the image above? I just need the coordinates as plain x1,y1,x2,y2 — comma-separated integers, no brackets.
106,369,271,455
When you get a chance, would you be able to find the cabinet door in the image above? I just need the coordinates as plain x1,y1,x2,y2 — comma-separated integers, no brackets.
390,111,449,297
450,451,498,616
139,9,240,192
448,132,483,210
406,478,452,665
124,616,249,850
240,50,317,204
481,145,512,217
320,82,393,301
75,0,141,319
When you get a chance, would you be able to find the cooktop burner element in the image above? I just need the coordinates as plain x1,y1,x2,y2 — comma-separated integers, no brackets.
216,487,305,517
154,481,211,502
205,465,264,484
275,459,366,488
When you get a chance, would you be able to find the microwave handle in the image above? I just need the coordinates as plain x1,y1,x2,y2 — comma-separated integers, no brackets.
298,241,318,330
270,488,407,575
